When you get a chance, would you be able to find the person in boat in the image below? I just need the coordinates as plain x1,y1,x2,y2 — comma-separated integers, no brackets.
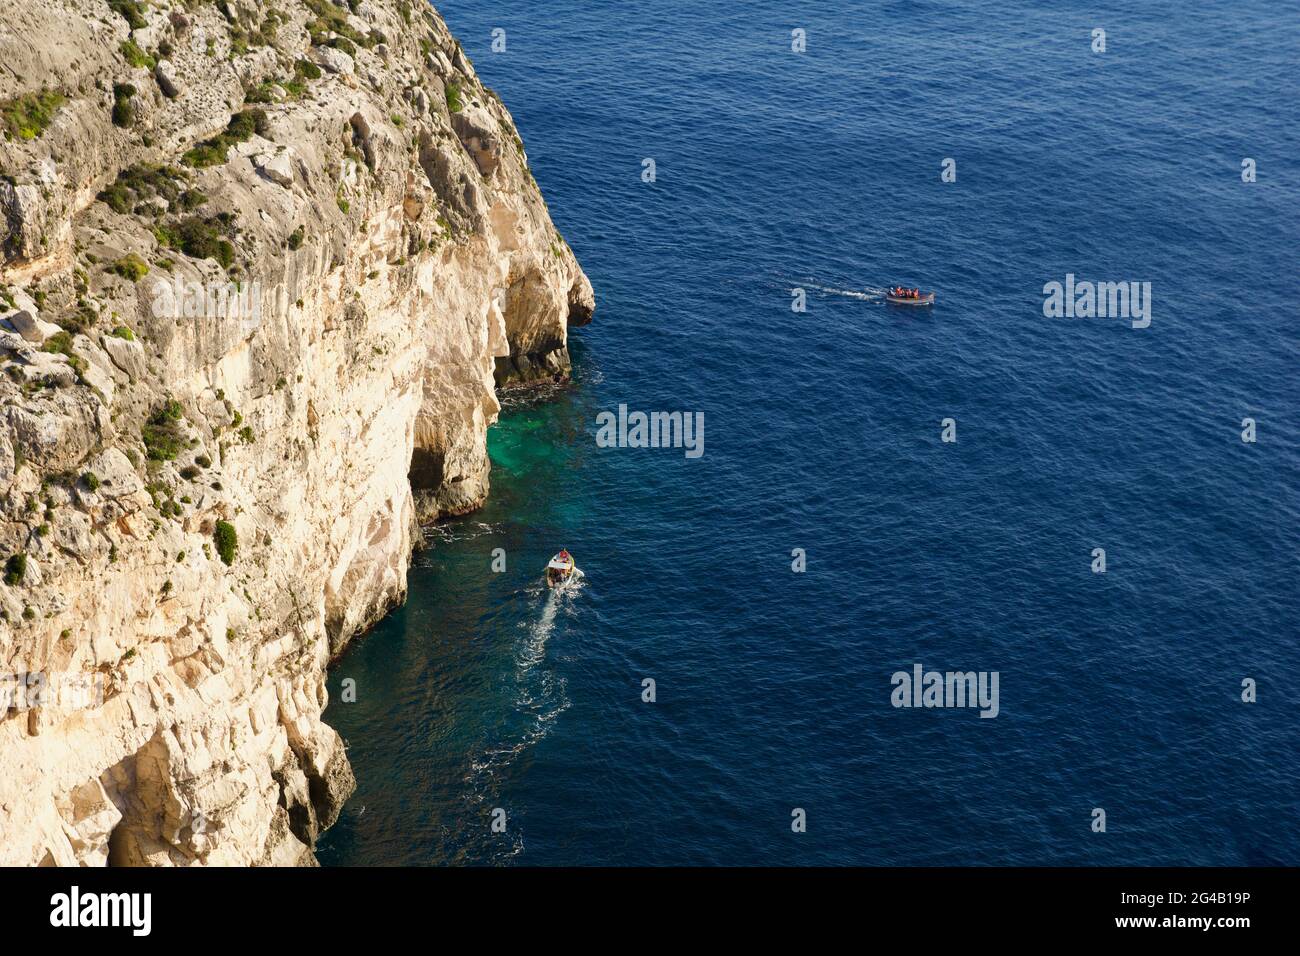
546,550,575,587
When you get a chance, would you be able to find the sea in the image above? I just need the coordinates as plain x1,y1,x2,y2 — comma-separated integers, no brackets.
316,0,1299,865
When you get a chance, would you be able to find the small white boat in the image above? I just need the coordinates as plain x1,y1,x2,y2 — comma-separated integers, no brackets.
545,550,577,588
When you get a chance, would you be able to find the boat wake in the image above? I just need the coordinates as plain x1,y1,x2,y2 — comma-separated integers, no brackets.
460,577,584,859
797,281,887,302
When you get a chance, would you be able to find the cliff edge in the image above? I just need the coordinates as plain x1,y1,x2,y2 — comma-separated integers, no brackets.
0,0,593,865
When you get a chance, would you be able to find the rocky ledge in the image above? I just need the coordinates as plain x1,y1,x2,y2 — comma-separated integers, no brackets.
0,0,592,865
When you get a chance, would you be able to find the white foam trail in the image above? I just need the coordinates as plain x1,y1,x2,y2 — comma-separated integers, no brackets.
462,574,582,823
518,591,558,670
798,281,884,301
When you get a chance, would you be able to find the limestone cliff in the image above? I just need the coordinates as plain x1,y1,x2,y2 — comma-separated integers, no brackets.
0,0,593,865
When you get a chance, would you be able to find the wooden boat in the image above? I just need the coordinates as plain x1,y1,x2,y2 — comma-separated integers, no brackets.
884,287,935,306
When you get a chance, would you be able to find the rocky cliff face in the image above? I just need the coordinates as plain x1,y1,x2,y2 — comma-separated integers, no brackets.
0,0,592,865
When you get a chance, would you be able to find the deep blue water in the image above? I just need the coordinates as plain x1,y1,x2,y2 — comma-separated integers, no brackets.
316,0,1299,865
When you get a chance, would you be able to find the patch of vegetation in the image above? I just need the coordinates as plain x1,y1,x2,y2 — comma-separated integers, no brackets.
229,9,282,58
81,471,100,491
41,331,88,379
111,325,136,341
182,109,269,167
287,225,305,250
155,214,237,268
120,39,155,70
254,57,319,102
98,164,192,216
142,400,185,461
445,80,463,114
1,89,65,141
109,253,149,281
214,520,237,566
3,553,26,586
108,0,148,30
304,0,378,51
112,83,137,127
243,80,279,105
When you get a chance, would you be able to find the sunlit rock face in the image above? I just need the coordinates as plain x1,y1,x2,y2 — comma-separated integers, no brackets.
0,0,592,866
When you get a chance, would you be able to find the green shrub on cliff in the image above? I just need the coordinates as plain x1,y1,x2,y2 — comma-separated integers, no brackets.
142,400,185,461
41,331,88,379
109,254,149,281
99,164,191,215
108,0,148,30
445,80,463,114
154,215,236,268
1,90,65,141
214,520,237,566
120,39,155,70
112,84,137,127
3,553,26,586
304,0,377,50
182,109,269,167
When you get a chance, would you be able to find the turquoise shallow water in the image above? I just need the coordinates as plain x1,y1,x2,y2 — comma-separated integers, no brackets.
317,0,1299,865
